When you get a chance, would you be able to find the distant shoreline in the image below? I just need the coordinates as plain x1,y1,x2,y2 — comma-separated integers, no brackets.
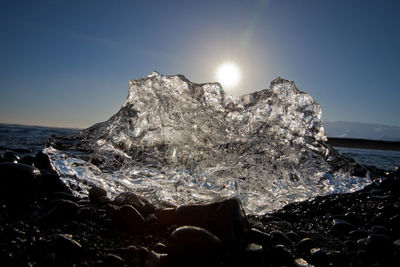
327,137,400,151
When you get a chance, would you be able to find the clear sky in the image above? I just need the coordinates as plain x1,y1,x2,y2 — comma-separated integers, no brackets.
1,0,399,129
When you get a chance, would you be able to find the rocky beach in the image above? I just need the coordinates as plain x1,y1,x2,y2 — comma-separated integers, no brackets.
1,149,400,266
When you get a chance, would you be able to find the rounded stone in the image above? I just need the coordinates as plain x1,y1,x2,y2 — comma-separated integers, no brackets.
246,228,272,248
88,185,108,203
270,230,292,246
349,230,369,240
114,205,145,232
297,238,314,255
0,162,41,198
366,234,395,257
3,151,20,163
114,192,155,215
332,219,356,234
42,200,79,224
169,225,223,255
52,234,82,260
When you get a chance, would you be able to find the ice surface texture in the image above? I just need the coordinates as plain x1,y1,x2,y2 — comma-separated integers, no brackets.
45,72,369,214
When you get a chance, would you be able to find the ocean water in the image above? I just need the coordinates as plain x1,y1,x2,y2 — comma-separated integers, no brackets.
0,123,78,155
335,147,400,171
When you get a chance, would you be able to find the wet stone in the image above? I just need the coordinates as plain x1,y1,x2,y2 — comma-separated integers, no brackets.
269,245,293,266
332,219,357,234
366,234,395,257
371,225,390,236
168,225,224,265
246,228,272,248
270,230,292,246
173,197,248,246
88,186,108,204
3,151,20,163
349,229,369,240
42,200,79,225
153,242,168,254
19,156,36,166
310,248,329,266
297,238,314,254
114,192,155,215
53,234,82,258
103,254,125,266
113,205,145,232
38,173,71,194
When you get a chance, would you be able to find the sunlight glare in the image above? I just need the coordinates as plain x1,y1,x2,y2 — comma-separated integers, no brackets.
216,63,241,89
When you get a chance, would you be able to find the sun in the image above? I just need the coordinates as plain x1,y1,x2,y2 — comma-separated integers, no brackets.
216,63,241,89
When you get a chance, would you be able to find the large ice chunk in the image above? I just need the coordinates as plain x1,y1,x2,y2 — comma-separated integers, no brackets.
45,72,369,214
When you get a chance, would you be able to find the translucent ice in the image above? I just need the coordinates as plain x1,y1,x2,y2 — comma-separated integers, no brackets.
45,72,370,214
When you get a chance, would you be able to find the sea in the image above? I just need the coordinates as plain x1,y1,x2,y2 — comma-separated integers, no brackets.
1,123,400,171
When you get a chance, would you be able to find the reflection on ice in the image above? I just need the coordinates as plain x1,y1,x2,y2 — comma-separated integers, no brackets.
45,72,370,214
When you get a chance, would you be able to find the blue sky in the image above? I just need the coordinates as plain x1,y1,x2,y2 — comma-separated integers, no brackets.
1,0,399,128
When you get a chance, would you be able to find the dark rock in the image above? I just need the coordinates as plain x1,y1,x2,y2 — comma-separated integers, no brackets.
114,192,155,215
271,230,292,246
88,185,109,203
50,192,79,202
169,197,248,246
286,231,300,243
38,173,71,194
246,228,272,248
3,151,20,163
103,254,125,266
309,248,329,266
53,234,82,259
168,226,224,265
269,245,293,266
153,242,168,254
260,215,282,223
113,205,145,232
349,229,369,240
389,215,400,229
371,225,390,236
297,238,314,255
35,151,56,173
332,219,357,234
19,156,36,166
42,200,79,225
366,234,395,258
0,162,41,201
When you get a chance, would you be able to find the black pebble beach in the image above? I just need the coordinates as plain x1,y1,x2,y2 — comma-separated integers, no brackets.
1,150,400,266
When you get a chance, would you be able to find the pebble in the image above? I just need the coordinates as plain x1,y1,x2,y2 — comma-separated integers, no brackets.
332,219,357,234
113,205,145,232
53,234,82,258
168,225,223,265
38,173,71,194
88,186,109,203
310,248,329,266
297,238,314,254
0,162,41,202
370,225,390,236
103,254,125,266
270,244,293,266
42,200,79,224
114,192,155,215
349,229,369,240
173,197,248,245
35,151,55,173
246,228,272,248
366,234,395,257
270,230,292,246
3,151,21,163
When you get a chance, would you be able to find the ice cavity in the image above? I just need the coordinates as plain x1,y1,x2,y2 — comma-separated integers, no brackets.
45,72,370,214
